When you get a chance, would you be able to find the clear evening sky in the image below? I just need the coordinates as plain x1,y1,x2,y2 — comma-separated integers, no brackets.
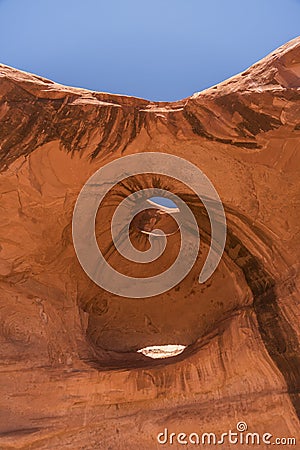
0,0,299,101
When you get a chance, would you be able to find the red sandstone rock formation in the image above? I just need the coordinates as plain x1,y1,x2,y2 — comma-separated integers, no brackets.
0,37,299,449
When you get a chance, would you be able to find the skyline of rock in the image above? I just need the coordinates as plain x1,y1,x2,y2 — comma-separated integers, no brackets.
0,37,299,449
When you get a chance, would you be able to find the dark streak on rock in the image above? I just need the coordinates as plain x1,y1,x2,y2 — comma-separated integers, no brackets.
185,197,300,418
1,85,270,172
232,234,300,418
0,427,40,437
215,95,282,135
182,109,260,149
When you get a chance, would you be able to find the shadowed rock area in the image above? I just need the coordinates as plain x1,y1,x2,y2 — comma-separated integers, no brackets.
0,37,300,449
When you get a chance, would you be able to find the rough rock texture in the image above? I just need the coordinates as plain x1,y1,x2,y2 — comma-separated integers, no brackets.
0,37,300,449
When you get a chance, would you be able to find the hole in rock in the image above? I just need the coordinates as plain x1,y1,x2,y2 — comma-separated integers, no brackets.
82,176,249,371
147,196,180,212
132,196,180,237
137,344,186,359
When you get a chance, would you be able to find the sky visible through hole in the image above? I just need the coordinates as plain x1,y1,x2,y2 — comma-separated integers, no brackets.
137,345,186,359
0,0,299,101
148,197,178,210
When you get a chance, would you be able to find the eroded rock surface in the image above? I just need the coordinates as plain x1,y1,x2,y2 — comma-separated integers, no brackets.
0,38,300,449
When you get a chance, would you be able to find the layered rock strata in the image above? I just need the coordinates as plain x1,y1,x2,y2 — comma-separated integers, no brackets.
0,38,299,449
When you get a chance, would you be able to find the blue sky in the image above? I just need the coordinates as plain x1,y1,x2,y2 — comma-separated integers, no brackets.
0,0,299,101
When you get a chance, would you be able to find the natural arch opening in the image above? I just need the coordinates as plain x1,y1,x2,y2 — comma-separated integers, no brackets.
77,174,241,369
132,196,180,237
147,196,180,212
137,344,186,359
76,174,276,372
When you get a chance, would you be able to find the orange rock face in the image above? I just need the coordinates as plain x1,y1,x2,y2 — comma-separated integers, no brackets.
0,38,300,449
